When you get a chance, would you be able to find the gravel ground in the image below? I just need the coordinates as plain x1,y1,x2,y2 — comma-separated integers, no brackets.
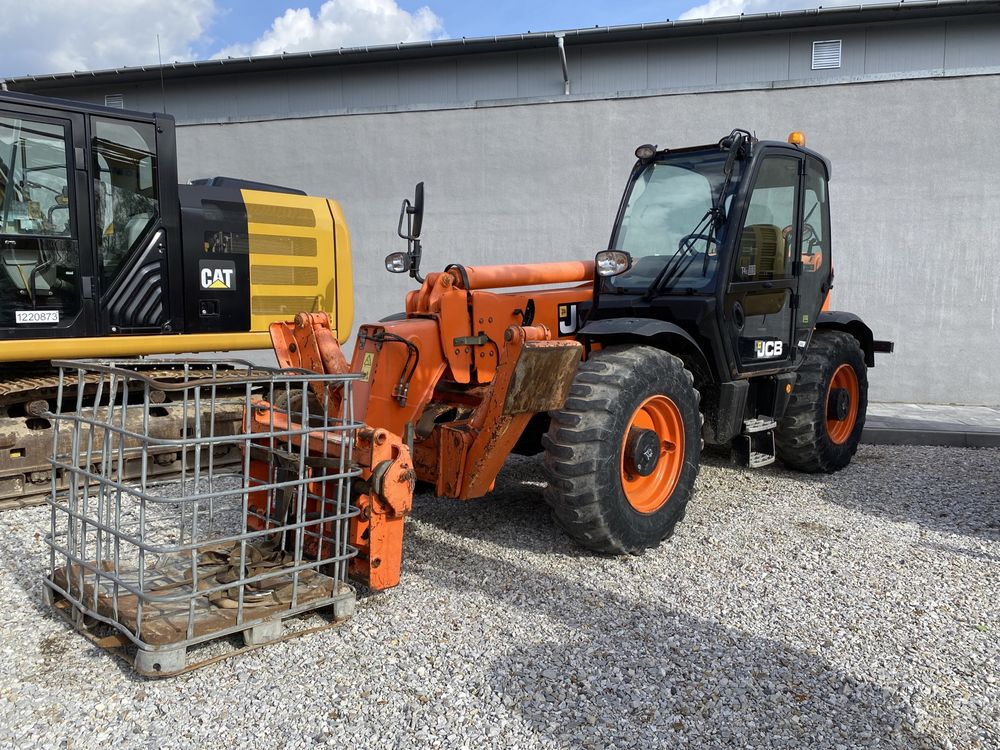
1,444,998,750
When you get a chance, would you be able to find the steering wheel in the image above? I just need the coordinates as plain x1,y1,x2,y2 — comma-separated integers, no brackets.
783,223,823,255
678,233,719,255
674,233,720,280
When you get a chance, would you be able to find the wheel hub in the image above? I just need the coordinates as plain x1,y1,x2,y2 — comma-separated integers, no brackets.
827,387,851,421
625,427,660,477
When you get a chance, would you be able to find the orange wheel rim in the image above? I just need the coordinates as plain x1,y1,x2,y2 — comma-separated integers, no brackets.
619,395,685,514
826,364,859,444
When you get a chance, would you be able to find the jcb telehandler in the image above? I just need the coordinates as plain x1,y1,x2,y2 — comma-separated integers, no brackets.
0,91,352,507
265,129,892,591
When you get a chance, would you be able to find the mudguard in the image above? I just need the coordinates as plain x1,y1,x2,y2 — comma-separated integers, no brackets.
816,311,892,367
578,317,712,376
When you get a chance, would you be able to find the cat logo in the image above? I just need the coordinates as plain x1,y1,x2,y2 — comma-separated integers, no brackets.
558,303,579,336
199,260,236,290
755,340,784,359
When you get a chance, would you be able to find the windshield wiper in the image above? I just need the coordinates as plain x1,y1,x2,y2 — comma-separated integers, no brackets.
643,208,715,299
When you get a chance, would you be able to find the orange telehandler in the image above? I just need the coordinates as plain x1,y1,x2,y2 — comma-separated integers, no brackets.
259,130,892,591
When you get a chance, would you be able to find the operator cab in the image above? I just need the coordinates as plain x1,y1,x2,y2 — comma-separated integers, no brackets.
591,130,833,382
0,92,177,341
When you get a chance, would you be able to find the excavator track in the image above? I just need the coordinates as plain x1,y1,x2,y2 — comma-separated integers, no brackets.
0,366,249,511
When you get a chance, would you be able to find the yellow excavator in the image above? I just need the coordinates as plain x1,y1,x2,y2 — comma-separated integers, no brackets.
0,91,352,507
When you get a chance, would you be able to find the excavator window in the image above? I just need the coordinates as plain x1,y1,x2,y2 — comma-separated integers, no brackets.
92,117,159,290
0,114,79,327
0,117,72,238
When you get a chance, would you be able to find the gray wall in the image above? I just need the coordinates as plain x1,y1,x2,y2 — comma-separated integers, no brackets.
172,73,1000,406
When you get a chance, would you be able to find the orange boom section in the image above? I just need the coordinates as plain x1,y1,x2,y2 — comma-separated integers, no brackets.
265,260,594,590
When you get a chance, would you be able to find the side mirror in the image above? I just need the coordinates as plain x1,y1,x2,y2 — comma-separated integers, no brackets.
410,182,423,239
398,181,424,241
595,250,632,277
392,182,426,283
385,252,410,273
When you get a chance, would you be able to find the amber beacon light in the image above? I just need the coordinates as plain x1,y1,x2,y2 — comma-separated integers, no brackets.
787,131,806,146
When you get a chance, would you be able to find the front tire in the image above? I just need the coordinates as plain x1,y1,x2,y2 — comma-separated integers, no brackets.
776,330,868,473
542,346,701,554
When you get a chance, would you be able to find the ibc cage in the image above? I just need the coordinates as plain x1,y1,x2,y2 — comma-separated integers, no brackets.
42,358,362,675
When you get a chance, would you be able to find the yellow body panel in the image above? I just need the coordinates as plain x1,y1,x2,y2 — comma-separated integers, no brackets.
0,189,353,363
242,190,353,341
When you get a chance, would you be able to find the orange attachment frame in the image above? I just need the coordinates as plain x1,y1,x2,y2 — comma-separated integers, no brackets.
267,313,415,590
269,260,596,590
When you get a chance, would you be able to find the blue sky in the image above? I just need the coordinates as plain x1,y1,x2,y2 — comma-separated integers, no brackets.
0,0,850,78
210,1,697,46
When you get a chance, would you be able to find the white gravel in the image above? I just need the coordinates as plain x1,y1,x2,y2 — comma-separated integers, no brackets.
1,444,998,750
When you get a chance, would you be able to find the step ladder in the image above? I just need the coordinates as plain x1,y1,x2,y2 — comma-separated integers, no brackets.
734,417,777,468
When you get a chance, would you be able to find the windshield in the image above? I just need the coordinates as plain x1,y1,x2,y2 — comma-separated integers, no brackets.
606,150,737,294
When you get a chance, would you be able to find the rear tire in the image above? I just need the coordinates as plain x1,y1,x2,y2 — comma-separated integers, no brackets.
776,330,868,473
542,346,701,554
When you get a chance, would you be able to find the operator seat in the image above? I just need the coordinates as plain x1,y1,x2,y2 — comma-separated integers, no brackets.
124,212,153,251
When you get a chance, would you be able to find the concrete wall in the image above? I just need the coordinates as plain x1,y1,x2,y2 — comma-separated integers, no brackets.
173,73,1000,405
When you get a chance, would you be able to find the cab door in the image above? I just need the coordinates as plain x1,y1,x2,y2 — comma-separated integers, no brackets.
91,115,171,334
724,153,802,373
0,105,94,342
792,155,833,348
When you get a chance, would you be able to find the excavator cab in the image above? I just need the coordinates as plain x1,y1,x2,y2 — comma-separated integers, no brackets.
0,90,354,511
0,91,353,363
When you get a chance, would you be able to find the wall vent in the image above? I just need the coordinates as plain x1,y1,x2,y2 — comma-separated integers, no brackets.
811,40,842,70
104,93,124,109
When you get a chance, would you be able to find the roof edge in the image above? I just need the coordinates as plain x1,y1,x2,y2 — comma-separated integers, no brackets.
3,0,997,89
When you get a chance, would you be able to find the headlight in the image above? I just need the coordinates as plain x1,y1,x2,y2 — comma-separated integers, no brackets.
634,144,657,160
595,250,632,277
384,252,410,273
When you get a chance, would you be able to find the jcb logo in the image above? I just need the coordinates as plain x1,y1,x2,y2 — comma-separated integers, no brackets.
755,340,784,359
558,304,578,336
199,260,236,290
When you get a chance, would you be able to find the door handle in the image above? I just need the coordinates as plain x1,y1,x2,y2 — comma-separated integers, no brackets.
762,281,774,288
732,301,745,330
3,240,15,247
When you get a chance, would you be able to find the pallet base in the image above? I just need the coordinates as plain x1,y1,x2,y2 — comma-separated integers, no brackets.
46,582,356,677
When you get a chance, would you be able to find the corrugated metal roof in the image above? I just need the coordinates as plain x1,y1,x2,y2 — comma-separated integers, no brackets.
3,0,997,90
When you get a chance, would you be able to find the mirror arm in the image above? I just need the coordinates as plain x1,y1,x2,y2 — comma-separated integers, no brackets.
397,198,413,240
410,238,424,283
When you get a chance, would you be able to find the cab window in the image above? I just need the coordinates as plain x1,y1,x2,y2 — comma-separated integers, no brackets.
0,117,72,237
735,156,798,282
0,115,79,327
799,163,830,274
796,157,833,332
93,117,158,288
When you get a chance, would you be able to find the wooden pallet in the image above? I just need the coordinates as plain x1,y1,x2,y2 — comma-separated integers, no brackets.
47,561,355,676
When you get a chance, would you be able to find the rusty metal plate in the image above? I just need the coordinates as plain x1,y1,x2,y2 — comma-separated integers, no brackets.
502,340,583,416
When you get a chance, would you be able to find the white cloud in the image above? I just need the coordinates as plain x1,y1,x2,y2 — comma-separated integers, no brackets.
0,0,217,77
216,0,446,58
680,0,865,21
